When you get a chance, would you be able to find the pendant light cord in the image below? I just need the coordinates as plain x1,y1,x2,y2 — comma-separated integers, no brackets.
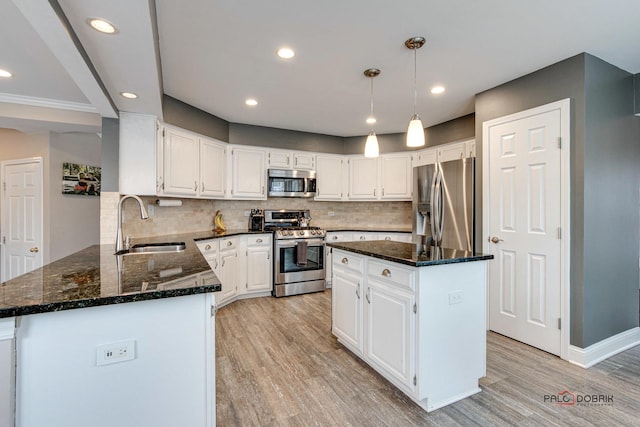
413,46,417,115
370,76,374,129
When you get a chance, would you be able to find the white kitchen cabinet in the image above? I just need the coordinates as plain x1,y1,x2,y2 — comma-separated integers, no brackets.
229,146,267,199
315,154,347,201
436,140,467,163
293,152,315,170
162,126,199,196
348,156,378,200
267,150,292,169
218,237,240,305
378,232,412,243
325,232,354,286
353,232,379,242
379,153,412,200
331,248,488,412
365,260,415,390
0,318,15,427
196,239,220,274
119,112,160,195
331,252,365,355
199,138,226,198
245,234,272,293
412,147,437,168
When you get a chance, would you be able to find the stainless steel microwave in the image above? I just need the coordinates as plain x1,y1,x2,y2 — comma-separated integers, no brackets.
267,169,317,198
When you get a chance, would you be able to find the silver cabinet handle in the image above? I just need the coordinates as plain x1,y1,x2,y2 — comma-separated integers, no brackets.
227,241,233,246
222,259,225,267
194,181,198,191
356,284,360,299
256,238,263,243
385,237,391,241
341,257,348,264
490,236,504,244
382,188,385,196
373,188,376,197
205,244,212,250
365,287,370,304
202,182,205,191
332,236,338,240
214,259,218,269
360,236,366,240
382,269,391,277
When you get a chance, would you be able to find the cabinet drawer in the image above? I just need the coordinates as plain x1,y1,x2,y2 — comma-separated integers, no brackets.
196,239,219,254
333,251,364,273
247,234,271,246
354,233,378,241
327,232,354,242
219,237,239,250
367,259,415,291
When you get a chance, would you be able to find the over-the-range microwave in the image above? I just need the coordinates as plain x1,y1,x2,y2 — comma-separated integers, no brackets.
267,169,316,198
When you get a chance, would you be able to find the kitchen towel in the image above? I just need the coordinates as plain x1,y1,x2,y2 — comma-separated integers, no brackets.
296,241,308,266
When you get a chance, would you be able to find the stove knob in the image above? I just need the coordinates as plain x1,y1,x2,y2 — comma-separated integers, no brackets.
298,230,305,236
287,230,294,236
310,230,315,235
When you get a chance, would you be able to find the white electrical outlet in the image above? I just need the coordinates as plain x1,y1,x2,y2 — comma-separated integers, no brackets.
147,204,155,218
244,210,250,217
328,211,335,217
96,340,136,366
448,290,463,305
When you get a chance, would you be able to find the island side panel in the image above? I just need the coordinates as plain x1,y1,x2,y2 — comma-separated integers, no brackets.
0,318,16,427
417,260,487,411
15,293,215,427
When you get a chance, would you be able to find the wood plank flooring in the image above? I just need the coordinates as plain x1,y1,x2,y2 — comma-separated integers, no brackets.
216,291,640,426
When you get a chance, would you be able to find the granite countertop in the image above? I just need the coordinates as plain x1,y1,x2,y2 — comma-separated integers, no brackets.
0,231,233,318
327,240,493,267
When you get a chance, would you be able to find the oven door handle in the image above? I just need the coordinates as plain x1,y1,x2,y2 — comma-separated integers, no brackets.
276,239,325,248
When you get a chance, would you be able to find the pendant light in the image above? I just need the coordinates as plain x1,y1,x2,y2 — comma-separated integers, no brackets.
363,68,380,158
405,37,426,148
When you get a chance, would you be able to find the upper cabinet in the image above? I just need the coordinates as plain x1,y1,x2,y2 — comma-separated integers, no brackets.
411,139,475,168
348,156,378,200
315,154,347,201
199,138,226,198
379,153,412,200
162,126,199,196
229,146,267,200
119,112,160,196
267,150,315,170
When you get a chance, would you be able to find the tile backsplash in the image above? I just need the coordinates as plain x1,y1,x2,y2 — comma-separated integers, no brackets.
115,196,412,239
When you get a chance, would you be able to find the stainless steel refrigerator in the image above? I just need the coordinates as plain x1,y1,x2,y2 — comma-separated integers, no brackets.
412,158,475,251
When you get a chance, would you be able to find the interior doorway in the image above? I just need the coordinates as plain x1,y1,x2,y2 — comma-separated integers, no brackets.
482,99,570,359
1,157,43,282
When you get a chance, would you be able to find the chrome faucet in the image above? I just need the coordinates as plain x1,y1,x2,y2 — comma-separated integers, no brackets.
116,195,149,252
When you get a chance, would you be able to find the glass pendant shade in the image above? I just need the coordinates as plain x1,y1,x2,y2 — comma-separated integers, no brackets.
364,131,379,158
406,114,425,147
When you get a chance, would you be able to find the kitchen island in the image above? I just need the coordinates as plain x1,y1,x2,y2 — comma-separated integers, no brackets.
327,240,493,412
0,234,221,427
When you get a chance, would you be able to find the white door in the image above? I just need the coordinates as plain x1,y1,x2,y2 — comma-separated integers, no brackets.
484,102,565,356
1,159,43,282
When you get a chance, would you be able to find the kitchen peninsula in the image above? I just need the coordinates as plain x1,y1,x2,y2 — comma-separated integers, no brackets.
328,240,493,412
0,235,221,427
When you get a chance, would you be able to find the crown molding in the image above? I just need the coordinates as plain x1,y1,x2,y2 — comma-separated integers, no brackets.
0,92,97,114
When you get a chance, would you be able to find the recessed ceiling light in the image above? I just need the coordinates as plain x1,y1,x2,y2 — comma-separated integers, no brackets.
245,99,258,106
88,18,117,34
366,117,376,125
120,92,138,99
0,69,13,78
277,47,295,59
431,85,445,94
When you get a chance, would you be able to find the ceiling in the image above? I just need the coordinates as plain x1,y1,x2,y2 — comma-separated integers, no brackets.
2,0,640,136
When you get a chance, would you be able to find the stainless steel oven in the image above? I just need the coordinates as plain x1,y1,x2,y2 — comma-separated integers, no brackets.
265,209,326,297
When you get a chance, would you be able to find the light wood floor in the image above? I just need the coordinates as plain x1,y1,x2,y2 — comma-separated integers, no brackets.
216,290,640,426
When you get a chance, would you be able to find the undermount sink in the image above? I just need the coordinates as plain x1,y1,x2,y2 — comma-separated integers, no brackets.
125,242,186,254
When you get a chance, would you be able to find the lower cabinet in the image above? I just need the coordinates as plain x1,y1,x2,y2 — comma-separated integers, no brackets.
197,233,273,308
331,248,487,412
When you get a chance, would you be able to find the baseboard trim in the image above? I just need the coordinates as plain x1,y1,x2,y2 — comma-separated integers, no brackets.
567,327,640,368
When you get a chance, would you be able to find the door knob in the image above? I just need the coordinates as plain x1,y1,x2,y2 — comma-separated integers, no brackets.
490,236,504,244
29,246,39,253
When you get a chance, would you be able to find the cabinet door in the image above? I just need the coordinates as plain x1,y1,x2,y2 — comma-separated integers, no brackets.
348,157,378,200
315,155,345,200
380,154,412,200
218,249,238,304
268,150,292,169
199,138,226,198
119,112,158,196
412,148,437,168
378,232,412,243
163,127,199,196
437,141,466,163
293,152,315,170
332,268,363,354
231,147,266,199
365,279,415,390
246,235,272,292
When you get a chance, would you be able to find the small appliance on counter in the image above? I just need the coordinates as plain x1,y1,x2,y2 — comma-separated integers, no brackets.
249,208,264,231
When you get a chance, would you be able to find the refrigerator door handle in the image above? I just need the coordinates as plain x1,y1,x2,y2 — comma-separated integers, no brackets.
429,165,438,244
437,168,445,243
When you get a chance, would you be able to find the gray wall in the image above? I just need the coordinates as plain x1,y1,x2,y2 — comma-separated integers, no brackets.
163,95,229,141
229,123,344,153
475,53,640,348
635,73,640,115
343,114,475,154
101,118,119,192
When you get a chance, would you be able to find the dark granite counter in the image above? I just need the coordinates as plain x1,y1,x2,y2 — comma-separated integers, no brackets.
0,232,228,318
327,240,493,267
